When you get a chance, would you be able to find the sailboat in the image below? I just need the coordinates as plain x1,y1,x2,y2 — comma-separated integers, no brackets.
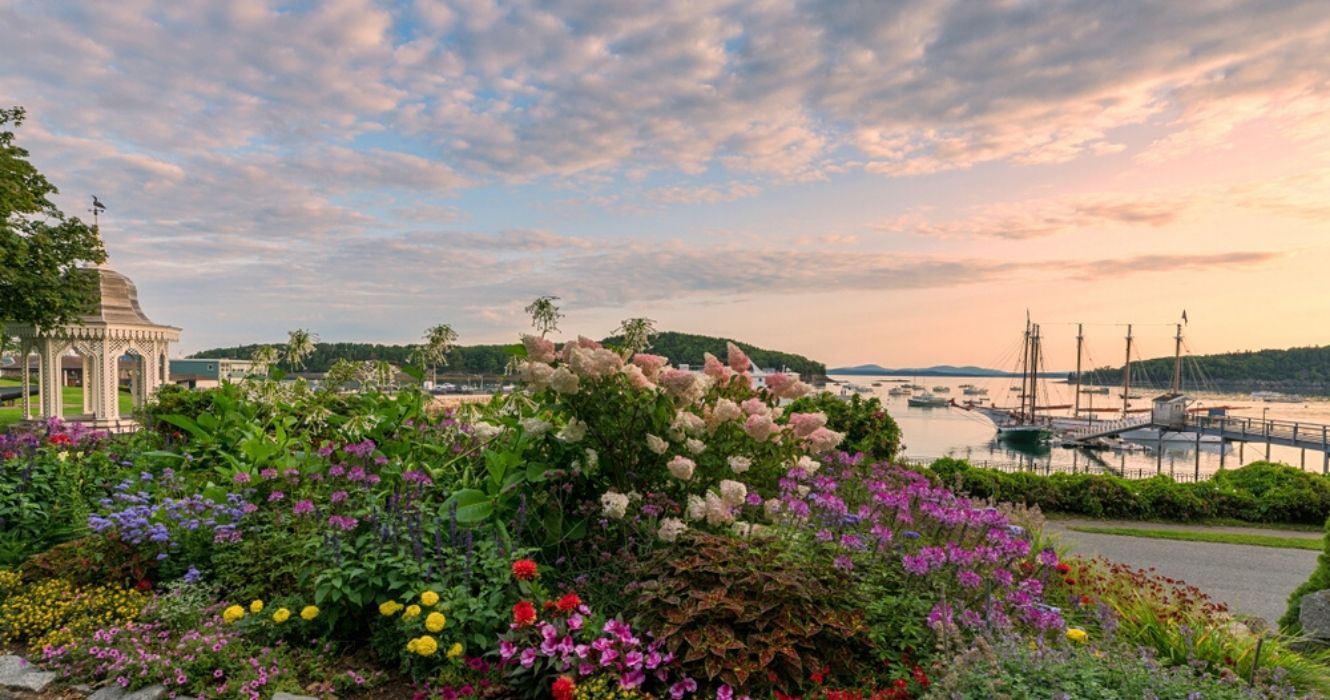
967,320,1053,445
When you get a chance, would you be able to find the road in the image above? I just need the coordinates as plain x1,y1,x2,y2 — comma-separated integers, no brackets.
1047,519,1321,626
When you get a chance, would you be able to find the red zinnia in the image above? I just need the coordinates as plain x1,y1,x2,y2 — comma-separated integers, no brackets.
551,676,576,700
1055,562,1072,574
555,592,582,613
513,600,537,627
512,559,538,581
49,433,72,445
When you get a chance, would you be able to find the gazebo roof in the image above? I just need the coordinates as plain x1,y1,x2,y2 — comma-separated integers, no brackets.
79,266,166,327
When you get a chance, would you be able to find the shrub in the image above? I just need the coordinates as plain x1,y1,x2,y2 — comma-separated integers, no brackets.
928,459,1330,525
1281,513,1330,631
0,573,146,649
628,533,868,696
928,635,1305,699
787,392,901,463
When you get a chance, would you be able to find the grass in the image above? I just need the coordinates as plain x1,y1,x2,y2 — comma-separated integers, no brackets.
0,383,136,428
1069,525,1323,551
1045,512,1323,533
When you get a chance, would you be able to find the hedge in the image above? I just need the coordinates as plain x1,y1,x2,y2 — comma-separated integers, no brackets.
925,458,1330,526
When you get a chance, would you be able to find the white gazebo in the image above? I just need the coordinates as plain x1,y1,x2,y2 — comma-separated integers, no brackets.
4,265,180,433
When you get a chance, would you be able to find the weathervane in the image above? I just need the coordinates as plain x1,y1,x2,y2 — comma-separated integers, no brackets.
90,195,106,230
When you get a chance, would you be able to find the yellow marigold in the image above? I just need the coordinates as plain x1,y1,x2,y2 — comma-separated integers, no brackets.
222,605,245,623
447,642,464,659
402,604,422,620
425,611,446,632
379,600,403,616
414,634,439,656
250,599,264,614
1066,627,1088,644
300,605,320,621
272,607,291,624
406,638,419,654
420,590,439,607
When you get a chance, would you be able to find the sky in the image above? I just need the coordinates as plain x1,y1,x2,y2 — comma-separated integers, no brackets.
2,0,1329,370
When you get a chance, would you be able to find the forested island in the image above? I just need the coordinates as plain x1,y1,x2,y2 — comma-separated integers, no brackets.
1079,344,1330,395
192,330,827,379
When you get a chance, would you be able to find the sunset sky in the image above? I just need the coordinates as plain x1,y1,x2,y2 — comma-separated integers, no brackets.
3,1,1329,369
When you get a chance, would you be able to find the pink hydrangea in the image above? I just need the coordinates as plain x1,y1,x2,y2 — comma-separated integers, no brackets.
740,398,768,416
743,414,777,442
522,335,557,364
621,364,655,390
804,426,845,454
630,353,669,379
659,369,698,400
702,353,731,383
787,412,828,438
726,342,750,373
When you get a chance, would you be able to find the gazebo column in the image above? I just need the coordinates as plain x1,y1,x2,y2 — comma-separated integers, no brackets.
20,342,32,421
38,338,64,420
93,345,117,422
129,355,142,409
81,355,93,415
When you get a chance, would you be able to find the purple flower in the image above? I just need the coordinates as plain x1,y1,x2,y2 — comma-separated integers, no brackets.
232,472,251,484
293,500,314,516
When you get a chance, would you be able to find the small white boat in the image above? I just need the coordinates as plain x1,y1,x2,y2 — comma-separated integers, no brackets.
908,393,950,408
888,387,911,396
962,386,988,396
932,385,950,393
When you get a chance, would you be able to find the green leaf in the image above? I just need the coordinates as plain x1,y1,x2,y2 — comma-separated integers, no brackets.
447,489,494,524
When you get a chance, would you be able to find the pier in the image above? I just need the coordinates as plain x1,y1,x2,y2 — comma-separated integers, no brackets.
1063,409,1330,478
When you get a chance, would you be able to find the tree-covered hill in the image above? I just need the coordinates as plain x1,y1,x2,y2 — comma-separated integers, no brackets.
601,331,826,378
1082,345,1330,393
191,331,827,378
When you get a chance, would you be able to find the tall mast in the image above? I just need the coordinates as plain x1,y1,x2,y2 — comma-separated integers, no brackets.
1073,323,1084,419
1019,319,1031,419
1029,324,1041,422
1171,322,1183,394
1122,324,1133,418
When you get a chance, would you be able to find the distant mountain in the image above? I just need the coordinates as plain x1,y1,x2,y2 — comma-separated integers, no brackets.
830,364,1067,378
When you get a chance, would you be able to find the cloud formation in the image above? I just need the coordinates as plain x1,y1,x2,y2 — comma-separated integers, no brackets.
0,1,1324,352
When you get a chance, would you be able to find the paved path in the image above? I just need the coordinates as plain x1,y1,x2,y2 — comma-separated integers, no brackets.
1046,520,1321,626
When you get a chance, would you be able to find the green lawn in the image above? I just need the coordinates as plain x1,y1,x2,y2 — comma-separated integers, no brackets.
1069,525,1323,551
0,382,136,428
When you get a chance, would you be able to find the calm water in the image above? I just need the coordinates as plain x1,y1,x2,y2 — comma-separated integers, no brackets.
829,375,1330,480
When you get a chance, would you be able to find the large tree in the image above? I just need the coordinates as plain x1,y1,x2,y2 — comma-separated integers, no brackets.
0,106,106,330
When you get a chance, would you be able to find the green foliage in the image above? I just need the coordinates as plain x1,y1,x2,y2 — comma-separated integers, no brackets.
0,106,107,329
629,533,869,695
0,438,126,566
788,392,901,462
1282,512,1330,631
929,459,1330,525
926,636,1305,699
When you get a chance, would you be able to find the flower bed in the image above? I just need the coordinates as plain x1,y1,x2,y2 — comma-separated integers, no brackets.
3,308,1328,698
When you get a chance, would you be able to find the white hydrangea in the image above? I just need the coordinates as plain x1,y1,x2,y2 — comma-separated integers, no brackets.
796,455,821,475
667,455,695,481
686,495,707,521
727,456,752,474
518,361,554,392
704,492,735,526
671,411,706,436
549,366,581,394
520,417,551,437
556,418,587,444
763,497,783,519
600,491,630,520
732,521,753,537
658,517,688,543
718,480,748,508
646,434,669,455
686,438,707,455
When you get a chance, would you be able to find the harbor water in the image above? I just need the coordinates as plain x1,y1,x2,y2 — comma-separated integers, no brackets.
831,375,1330,480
